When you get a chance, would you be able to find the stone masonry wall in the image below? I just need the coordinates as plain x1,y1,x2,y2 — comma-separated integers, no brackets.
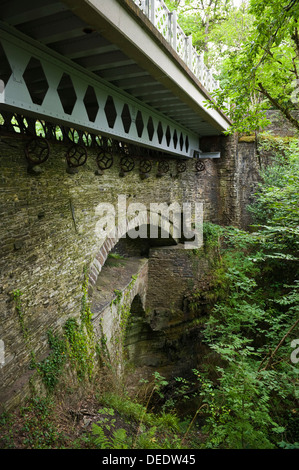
0,129,258,409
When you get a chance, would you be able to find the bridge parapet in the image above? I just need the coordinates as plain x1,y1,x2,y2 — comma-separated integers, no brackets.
133,0,219,94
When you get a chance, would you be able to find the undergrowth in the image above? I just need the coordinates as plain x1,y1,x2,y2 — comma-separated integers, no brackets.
1,136,298,450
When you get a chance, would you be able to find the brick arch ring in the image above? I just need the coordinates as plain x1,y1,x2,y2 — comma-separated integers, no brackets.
88,208,182,290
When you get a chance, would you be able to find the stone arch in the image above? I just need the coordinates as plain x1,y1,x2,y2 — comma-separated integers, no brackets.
88,208,183,290
90,254,149,367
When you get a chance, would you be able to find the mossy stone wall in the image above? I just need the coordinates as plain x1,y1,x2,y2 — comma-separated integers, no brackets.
0,131,258,409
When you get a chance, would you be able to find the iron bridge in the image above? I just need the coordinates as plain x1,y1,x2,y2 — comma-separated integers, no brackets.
0,0,231,161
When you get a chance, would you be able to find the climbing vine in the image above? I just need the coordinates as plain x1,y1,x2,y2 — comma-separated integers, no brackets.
62,268,98,381
30,330,67,392
30,268,102,391
27,268,140,393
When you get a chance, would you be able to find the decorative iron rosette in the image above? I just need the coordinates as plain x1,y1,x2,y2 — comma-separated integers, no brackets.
138,158,152,179
96,149,113,171
176,160,187,174
66,145,87,168
156,160,169,177
119,155,135,176
25,137,50,166
139,159,152,174
195,159,205,172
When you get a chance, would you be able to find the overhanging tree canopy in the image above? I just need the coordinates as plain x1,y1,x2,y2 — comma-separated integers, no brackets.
209,0,299,133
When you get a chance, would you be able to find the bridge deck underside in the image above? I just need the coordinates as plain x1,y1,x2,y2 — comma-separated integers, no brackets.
0,0,230,157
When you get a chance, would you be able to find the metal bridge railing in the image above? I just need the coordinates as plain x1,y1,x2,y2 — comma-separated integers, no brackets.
133,0,219,94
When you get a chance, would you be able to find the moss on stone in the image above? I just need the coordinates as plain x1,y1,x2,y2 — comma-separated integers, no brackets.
238,135,256,142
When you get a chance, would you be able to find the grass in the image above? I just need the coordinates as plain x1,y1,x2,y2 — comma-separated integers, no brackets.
0,370,203,450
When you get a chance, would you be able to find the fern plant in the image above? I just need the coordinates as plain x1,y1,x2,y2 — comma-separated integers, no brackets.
92,424,131,449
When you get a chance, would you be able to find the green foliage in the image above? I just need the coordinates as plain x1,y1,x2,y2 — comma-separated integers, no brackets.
92,389,184,449
92,406,131,449
93,422,130,450
152,371,169,399
165,0,235,65
108,253,125,260
5,136,299,450
100,392,150,424
0,411,15,448
19,397,63,449
197,368,277,448
32,330,67,391
63,318,93,381
203,221,224,249
61,270,100,381
247,137,299,258
112,289,122,305
190,142,299,448
35,120,63,140
63,272,98,381
80,270,94,338
106,253,126,267
30,269,100,390
165,0,255,76
208,0,299,133
196,231,298,448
